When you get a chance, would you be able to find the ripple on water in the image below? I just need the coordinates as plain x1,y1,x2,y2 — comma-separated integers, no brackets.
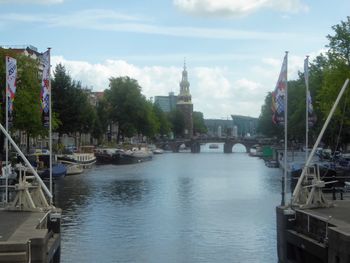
57,153,280,263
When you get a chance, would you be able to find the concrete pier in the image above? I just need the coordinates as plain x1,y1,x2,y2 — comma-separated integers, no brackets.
277,200,350,263
0,209,61,263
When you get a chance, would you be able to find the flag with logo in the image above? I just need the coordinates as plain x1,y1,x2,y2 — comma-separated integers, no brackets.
41,50,50,127
271,53,288,125
6,56,17,126
304,56,316,126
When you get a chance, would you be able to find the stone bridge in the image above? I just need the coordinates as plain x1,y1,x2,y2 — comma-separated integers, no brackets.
156,137,264,153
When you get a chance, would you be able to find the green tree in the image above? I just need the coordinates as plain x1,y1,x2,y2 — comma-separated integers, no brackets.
52,64,96,143
327,16,350,67
258,17,350,151
13,55,46,152
153,104,171,137
257,92,283,138
105,76,152,143
135,99,158,139
193,111,207,134
317,17,350,150
0,49,51,153
168,109,185,138
92,97,109,144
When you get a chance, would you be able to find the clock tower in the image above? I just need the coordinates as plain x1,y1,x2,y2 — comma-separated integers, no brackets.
176,61,193,138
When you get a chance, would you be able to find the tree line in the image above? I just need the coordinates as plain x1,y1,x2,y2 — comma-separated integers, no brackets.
0,54,207,153
52,65,207,144
257,16,350,151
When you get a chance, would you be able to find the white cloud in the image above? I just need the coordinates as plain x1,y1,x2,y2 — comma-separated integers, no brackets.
51,56,270,118
51,51,322,119
0,9,300,40
173,0,309,18
0,0,63,4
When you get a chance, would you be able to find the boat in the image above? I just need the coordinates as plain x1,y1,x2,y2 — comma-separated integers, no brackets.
209,143,219,149
153,148,164,154
57,159,84,175
40,163,67,179
95,147,152,165
265,160,278,168
17,153,67,179
56,145,96,169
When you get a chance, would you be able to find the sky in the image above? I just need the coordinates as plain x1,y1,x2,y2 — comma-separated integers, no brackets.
0,0,349,119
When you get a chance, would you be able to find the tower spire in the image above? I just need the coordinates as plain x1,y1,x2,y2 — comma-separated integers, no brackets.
176,60,193,138
178,60,191,102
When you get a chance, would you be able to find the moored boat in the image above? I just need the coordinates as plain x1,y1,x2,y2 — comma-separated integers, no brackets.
57,159,84,175
17,153,67,179
209,143,219,149
153,148,164,154
95,147,152,165
40,163,67,179
56,146,96,169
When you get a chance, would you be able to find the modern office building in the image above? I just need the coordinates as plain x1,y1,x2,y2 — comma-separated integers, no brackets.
154,92,178,112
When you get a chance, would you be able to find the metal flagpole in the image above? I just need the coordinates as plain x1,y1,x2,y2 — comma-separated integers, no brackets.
292,79,349,204
305,56,309,163
283,51,288,206
48,48,53,205
5,57,9,203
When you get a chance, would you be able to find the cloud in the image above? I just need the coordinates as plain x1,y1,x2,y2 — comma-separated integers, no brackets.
0,0,63,4
173,0,309,18
51,56,270,118
51,51,320,119
0,9,300,40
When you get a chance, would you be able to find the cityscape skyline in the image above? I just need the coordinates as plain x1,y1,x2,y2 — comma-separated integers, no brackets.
1,0,349,118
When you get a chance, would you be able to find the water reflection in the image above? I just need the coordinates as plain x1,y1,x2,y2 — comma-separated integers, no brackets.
56,152,281,263
107,179,149,204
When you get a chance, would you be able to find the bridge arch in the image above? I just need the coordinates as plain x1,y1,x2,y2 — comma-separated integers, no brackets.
156,137,261,153
232,143,247,153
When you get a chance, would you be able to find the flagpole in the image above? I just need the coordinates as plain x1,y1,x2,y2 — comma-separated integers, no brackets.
282,51,288,206
305,56,309,163
48,48,53,205
5,57,9,203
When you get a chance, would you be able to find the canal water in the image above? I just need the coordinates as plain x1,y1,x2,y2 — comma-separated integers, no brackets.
54,144,282,263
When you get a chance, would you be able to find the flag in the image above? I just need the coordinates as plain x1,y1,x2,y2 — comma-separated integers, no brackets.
6,56,17,126
304,56,316,126
272,53,288,125
40,50,50,127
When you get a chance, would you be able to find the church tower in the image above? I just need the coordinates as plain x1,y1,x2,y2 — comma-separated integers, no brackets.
176,60,193,138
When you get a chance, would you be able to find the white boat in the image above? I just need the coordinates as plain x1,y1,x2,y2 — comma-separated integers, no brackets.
126,147,153,160
57,159,84,175
56,146,96,169
148,144,164,154
209,143,219,149
153,148,164,154
66,163,84,175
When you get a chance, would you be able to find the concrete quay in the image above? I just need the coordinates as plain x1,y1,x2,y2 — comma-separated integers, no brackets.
0,209,61,263
277,200,350,263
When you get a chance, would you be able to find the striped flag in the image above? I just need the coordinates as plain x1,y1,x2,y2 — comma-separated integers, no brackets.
40,50,50,127
304,56,316,126
6,56,17,126
272,53,288,125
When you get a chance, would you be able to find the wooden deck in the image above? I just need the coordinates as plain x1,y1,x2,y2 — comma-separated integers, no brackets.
0,209,61,263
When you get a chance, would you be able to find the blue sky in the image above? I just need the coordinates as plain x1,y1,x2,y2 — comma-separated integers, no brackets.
1,0,349,118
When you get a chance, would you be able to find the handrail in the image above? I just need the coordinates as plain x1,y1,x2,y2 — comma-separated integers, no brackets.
0,123,52,199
